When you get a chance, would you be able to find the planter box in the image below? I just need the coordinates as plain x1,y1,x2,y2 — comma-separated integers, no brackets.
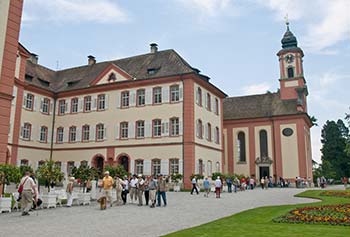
173,184,181,192
41,194,57,208
0,197,12,213
78,193,91,205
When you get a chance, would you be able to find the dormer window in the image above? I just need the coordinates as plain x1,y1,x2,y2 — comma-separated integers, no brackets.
147,68,159,75
287,67,294,78
108,72,116,82
38,78,50,87
25,74,33,82
67,80,80,87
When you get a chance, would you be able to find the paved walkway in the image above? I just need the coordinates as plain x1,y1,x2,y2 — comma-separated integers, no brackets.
0,188,319,237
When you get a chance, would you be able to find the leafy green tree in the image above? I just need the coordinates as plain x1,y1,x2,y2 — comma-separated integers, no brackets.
320,120,349,179
36,160,64,192
104,165,128,178
71,166,98,192
0,164,21,194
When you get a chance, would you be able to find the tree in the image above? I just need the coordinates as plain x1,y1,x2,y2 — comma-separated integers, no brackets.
0,164,21,194
36,160,64,192
104,165,128,178
71,165,98,193
310,115,318,126
320,120,349,179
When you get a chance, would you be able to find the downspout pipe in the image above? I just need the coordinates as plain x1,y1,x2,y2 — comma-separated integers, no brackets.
49,97,57,161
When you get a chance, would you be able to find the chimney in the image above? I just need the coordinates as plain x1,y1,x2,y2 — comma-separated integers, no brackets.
88,55,96,65
29,53,38,64
150,43,158,53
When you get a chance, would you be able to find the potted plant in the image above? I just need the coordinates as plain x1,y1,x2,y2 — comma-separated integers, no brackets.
0,164,21,213
72,165,98,205
171,173,183,191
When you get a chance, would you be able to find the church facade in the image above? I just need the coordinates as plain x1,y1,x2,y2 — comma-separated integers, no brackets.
0,1,313,188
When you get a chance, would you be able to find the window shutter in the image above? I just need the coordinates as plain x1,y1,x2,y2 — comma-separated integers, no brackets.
162,121,169,136
145,121,151,137
213,127,216,142
143,160,151,175
47,129,52,144
213,98,217,114
196,120,199,137
205,124,208,140
130,160,135,174
115,124,119,139
105,95,109,109
37,126,41,141
130,91,136,106
179,85,183,101
90,125,95,141
195,87,199,104
40,98,44,112
128,122,134,138
162,87,169,103
205,95,208,109
63,128,68,143
65,101,70,113
179,119,183,135
104,125,107,140
33,96,38,111
50,101,53,114
195,160,199,174
20,124,24,139
23,93,27,108
161,160,169,175
116,92,120,109
92,96,97,110
78,98,83,112
76,127,81,142
145,88,152,105
30,125,35,141
202,124,204,138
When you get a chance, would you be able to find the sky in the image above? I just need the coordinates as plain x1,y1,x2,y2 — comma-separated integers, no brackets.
19,0,350,164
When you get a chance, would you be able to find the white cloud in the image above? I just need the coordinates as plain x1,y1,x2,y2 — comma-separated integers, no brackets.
23,0,128,24
177,0,232,17
258,0,350,54
242,83,271,95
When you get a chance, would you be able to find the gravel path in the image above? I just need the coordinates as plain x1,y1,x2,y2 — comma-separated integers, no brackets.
0,188,318,237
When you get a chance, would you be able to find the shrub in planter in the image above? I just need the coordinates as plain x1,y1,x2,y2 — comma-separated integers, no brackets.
190,174,204,181
0,164,21,195
171,173,183,183
104,165,128,178
36,160,64,192
72,165,98,193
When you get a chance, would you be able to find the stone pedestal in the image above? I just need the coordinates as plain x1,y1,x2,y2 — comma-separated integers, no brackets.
90,180,97,200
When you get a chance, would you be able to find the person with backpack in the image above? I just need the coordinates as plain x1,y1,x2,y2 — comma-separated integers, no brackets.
19,171,37,216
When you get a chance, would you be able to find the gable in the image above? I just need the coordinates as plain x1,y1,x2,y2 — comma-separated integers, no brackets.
91,63,133,86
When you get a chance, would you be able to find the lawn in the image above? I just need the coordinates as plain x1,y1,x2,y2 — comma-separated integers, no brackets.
164,190,350,237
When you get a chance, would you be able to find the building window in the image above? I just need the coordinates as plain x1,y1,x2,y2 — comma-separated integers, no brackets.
206,123,212,141
206,93,211,111
135,160,143,175
216,162,220,172
71,98,78,113
57,127,64,143
170,85,180,102
196,119,203,139
170,117,179,136
215,127,220,144
81,160,88,167
84,96,92,112
22,123,31,140
259,130,268,158
82,125,90,141
96,123,104,141
67,161,75,175
69,126,76,142
169,159,179,175
152,159,161,176
207,161,212,176
25,93,34,110
58,99,66,115
237,132,246,162
42,98,50,114
40,126,48,143
153,87,162,104
55,161,62,170
38,160,45,169
136,89,145,106
215,98,219,115
20,159,29,166
196,87,202,106
120,122,128,139
97,94,105,111
198,159,203,175
136,120,145,138
153,119,161,137
121,91,129,108
287,67,294,78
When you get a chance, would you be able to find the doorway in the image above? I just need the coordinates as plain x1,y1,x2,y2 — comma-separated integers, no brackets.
118,156,129,173
259,166,270,180
94,156,104,174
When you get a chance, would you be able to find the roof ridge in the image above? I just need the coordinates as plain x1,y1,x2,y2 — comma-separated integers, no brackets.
225,92,278,100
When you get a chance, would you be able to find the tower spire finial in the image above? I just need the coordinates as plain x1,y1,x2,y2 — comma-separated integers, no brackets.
284,14,290,30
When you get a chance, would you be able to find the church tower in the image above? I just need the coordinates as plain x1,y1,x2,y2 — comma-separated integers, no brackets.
277,20,308,112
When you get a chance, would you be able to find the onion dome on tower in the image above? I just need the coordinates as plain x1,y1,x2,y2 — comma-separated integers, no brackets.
281,20,298,49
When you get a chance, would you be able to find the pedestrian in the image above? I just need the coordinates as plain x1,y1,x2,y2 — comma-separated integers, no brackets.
148,175,158,208
317,177,321,188
129,175,138,203
342,177,348,190
264,176,269,190
115,175,124,205
66,177,74,207
137,174,145,206
233,177,239,193
157,174,167,207
215,176,222,198
121,176,129,205
226,176,232,193
190,176,199,195
102,171,114,208
240,177,246,191
19,171,38,216
260,177,265,189
144,176,150,206
203,177,210,197
86,179,92,193
249,177,255,190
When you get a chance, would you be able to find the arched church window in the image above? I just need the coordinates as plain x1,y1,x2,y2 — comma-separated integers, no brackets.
259,130,268,158
237,132,246,162
287,67,294,78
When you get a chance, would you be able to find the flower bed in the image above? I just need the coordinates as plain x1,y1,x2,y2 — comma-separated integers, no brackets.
274,204,350,226
320,191,350,198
